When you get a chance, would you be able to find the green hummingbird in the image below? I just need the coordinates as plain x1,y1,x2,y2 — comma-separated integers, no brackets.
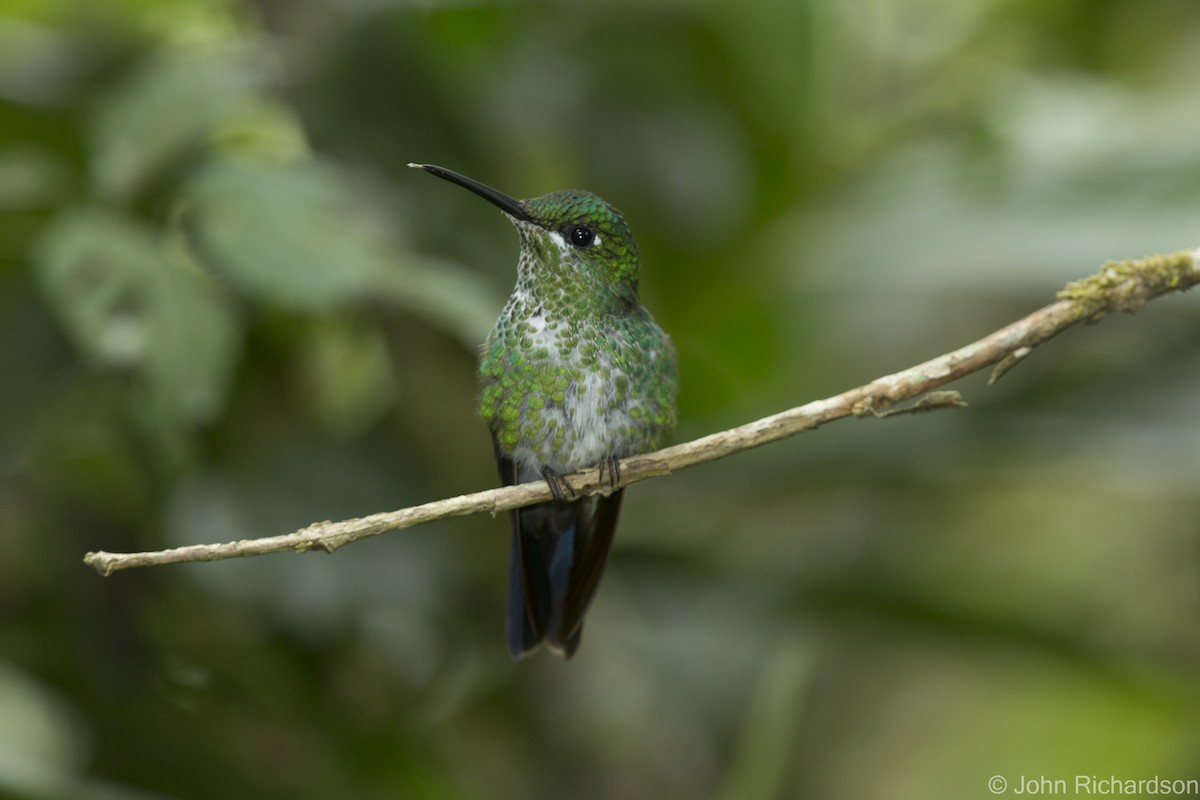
409,163,679,659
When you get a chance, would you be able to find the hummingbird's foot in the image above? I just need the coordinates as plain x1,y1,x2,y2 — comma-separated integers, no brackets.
598,455,621,488
540,466,576,503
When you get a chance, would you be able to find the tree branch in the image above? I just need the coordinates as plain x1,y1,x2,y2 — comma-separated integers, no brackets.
84,247,1200,576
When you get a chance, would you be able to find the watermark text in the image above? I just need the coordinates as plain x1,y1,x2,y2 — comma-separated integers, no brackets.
989,775,1200,796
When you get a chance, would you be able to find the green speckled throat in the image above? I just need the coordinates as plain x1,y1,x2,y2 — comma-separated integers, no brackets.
516,191,641,308
474,186,677,474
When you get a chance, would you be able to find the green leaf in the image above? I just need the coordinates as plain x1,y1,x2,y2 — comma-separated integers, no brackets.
36,208,160,368
184,159,393,309
185,158,504,344
144,241,241,427
35,208,240,430
0,661,86,798
89,45,272,199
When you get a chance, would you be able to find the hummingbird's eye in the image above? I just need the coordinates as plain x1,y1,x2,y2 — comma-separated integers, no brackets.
569,226,596,249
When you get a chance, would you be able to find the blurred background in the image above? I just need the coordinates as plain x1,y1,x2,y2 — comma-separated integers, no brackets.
3,0,1200,798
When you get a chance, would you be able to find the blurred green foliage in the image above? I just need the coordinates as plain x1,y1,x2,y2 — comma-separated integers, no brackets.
3,0,1200,798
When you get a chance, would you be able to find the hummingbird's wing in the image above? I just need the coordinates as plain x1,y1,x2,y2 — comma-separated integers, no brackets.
495,438,587,659
554,490,624,655
495,442,544,656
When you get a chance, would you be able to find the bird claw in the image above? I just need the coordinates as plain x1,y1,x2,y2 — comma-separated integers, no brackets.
540,458,620,502
597,455,621,488
541,466,576,502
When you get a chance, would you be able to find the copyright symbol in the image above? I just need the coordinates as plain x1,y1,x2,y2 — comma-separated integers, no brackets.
989,775,1007,794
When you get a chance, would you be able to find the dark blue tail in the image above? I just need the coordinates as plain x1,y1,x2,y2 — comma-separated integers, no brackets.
494,441,625,659
506,501,586,658
505,492,625,659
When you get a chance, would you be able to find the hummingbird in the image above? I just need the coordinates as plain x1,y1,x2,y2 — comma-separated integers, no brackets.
409,163,679,659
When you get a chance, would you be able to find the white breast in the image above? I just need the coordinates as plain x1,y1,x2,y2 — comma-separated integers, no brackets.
509,317,639,476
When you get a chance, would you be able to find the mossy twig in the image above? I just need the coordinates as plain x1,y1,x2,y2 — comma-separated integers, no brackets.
84,246,1200,576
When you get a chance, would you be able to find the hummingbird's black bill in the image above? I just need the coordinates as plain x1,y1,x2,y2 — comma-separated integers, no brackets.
408,163,531,222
